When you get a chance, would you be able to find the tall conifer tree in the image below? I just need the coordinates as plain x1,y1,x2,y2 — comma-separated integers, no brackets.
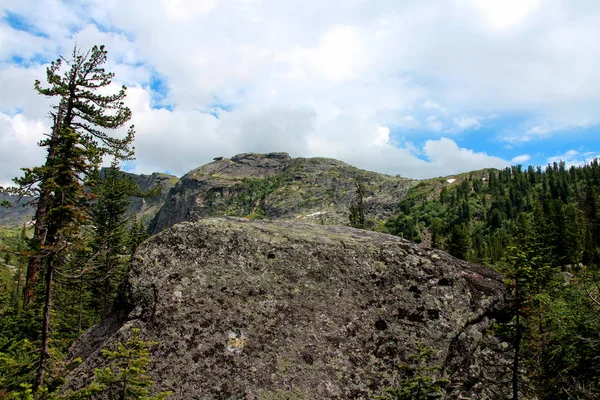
7,45,134,392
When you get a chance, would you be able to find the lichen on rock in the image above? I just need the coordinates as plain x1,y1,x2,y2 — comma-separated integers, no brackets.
65,218,514,399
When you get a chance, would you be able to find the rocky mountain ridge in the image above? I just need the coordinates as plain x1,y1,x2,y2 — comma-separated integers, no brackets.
149,152,417,234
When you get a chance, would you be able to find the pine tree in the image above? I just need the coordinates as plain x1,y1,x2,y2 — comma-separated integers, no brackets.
61,329,171,400
128,217,149,259
7,45,134,392
85,166,157,320
88,166,139,319
376,342,448,400
430,218,443,249
349,179,366,229
448,223,470,260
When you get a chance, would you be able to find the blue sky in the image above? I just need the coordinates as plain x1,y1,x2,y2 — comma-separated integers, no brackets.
1,0,599,185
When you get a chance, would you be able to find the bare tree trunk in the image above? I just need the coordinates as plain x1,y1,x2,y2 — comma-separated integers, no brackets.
104,276,110,320
23,200,48,308
78,283,83,334
34,258,54,393
23,104,64,308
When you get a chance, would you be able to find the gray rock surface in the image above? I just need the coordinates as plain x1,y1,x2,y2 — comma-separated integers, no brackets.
0,193,36,227
66,218,514,399
123,171,179,227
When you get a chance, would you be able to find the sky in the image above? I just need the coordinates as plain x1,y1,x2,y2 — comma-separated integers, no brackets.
1,0,599,186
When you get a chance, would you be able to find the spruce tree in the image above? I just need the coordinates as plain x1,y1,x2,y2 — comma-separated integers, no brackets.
6,45,135,392
60,329,171,400
448,223,470,260
376,342,448,400
128,217,149,259
86,166,157,320
88,166,138,319
349,179,366,229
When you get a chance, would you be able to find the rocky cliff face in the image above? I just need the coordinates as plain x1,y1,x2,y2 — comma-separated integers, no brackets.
123,171,179,226
66,218,514,399
0,193,35,227
150,152,416,234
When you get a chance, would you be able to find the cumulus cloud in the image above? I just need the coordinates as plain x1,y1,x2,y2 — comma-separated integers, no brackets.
2,0,600,183
511,154,532,164
0,112,47,187
547,150,600,167
422,137,509,176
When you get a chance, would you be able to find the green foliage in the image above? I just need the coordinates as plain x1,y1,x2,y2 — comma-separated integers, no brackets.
7,383,34,400
212,176,282,218
447,223,470,260
1,44,137,393
349,179,366,229
86,166,142,318
377,342,448,400
385,214,421,243
61,328,171,400
0,226,30,311
129,217,149,258
0,339,38,396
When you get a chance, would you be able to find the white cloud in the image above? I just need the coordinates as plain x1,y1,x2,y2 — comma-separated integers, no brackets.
503,120,593,144
374,126,391,146
0,112,47,187
426,116,444,132
282,25,368,83
161,0,218,20
452,116,483,131
511,154,531,164
2,0,600,184
423,100,447,113
463,0,541,30
547,150,600,167
422,137,509,176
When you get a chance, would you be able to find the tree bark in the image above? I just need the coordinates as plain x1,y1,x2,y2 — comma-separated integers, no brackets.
78,282,83,334
34,258,54,393
512,282,521,400
23,200,48,308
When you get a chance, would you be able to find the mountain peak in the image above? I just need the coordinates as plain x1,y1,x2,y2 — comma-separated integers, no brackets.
149,154,416,234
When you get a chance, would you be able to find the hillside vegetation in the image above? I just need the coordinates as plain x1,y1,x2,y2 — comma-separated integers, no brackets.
384,160,600,398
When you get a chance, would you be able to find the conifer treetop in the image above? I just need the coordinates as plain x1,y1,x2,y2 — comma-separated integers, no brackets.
34,44,135,162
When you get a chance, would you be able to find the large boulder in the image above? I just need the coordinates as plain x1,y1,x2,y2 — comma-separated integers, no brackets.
66,218,513,399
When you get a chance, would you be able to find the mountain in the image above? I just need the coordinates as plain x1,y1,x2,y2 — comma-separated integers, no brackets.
65,218,514,399
385,161,600,267
122,171,179,225
149,152,416,234
0,152,419,232
0,193,35,227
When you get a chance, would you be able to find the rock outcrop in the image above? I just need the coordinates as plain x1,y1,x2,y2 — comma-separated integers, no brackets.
0,193,35,226
150,152,416,234
123,171,179,226
66,218,513,399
